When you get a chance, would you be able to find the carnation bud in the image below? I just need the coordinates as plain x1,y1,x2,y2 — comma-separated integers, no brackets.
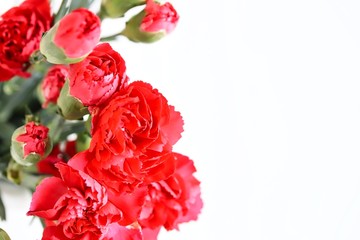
40,8,101,64
122,0,179,43
0,228,11,240
57,80,89,120
100,0,146,18
10,122,52,167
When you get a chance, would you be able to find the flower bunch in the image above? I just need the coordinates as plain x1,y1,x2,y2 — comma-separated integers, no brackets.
0,0,202,239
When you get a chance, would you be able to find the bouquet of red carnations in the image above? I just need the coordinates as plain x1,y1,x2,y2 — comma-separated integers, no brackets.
0,0,203,239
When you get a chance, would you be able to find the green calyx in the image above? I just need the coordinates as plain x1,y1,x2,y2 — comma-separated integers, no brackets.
0,228,11,240
122,10,166,43
40,25,87,64
10,126,52,167
57,80,89,120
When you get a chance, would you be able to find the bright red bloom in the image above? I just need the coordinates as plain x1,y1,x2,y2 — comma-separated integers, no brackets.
141,0,179,34
68,151,148,226
139,153,203,230
103,223,143,240
16,122,49,157
89,81,183,163
142,227,161,240
80,151,176,195
37,140,76,177
69,43,127,107
41,65,68,108
54,8,101,58
0,0,52,81
41,223,143,240
28,163,123,240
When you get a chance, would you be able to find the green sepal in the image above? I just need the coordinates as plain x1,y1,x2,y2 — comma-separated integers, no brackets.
57,80,89,120
122,10,166,43
40,25,87,64
0,228,10,240
10,125,52,167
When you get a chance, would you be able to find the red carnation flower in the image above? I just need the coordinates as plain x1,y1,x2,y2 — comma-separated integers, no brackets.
28,163,123,240
0,0,52,81
69,43,127,107
37,140,76,177
139,153,203,231
40,8,101,64
89,81,183,163
16,122,49,157
54,8,101,59
141,0,179,34
41,65,68,108
68,151,148,226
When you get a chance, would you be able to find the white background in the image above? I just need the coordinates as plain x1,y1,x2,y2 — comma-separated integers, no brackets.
2,0,360,239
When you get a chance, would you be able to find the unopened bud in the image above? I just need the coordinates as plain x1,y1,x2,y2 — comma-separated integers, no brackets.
10,122,52,167
0,228,11,240
40,8,101,64
122,0,179,43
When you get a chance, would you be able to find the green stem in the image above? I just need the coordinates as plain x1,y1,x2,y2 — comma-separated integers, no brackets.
0,82,4,103
0,191,5,221
29,50,46,65
97,9,105,21
59,121,86,140
0,74,42,123
20,173,44,191
100,30,125,42
0,153,11,171
48,114,65,144
54,0,70,23
69,0,95,12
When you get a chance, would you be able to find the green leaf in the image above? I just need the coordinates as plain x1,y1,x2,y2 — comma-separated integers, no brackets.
59,121,86,141
54,0,70,24
69,0,95,12
0,83,5,109
0,192,6,221
0,122,15,155
39,217,46,228
0,228,10,240
0,74,43,123
47,114,65,144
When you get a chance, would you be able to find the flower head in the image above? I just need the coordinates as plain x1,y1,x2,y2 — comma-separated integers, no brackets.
89,81,183,163
37,140,77,177
28,163,123,240
69,43,127,107
41,65,68,108
141,0,179,34
11,122,52,166
40,8,101,64
122,0,179,43
139,153,203,230
0,0,52,81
